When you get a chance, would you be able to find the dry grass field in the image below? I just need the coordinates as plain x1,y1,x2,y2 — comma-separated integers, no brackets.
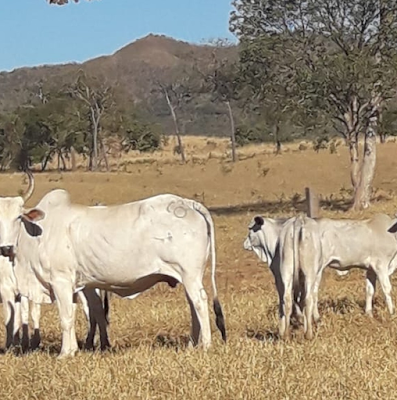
0,136,397,399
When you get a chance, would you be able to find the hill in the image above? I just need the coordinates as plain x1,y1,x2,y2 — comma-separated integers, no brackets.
0,35,239,136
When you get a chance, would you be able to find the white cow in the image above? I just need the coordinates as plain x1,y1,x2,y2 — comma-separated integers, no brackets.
17,189,226,358
0,171,44,349
15,202,111,352
243,215,309,322
278,214,397,340
0,173,109,352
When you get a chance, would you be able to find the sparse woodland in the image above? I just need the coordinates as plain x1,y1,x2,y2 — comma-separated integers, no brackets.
2,1,397,210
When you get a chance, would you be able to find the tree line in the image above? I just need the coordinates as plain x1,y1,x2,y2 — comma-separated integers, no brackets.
7,0,397,211
0,71,163,172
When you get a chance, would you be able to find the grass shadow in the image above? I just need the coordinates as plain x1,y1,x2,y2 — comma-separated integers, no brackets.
209,197,352,217
246,328,280,342
152,334,191,351
318,297,359,315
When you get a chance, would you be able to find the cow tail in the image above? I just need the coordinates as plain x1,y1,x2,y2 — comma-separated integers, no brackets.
192,201,227,343
102,290,110,325
293,216,303,303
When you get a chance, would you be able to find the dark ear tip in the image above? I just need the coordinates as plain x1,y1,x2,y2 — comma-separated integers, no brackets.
388,223,397,233
254,216,264,226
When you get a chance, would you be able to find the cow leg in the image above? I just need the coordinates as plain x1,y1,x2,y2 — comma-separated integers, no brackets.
84,289,110,351
312,270,323,323
13,298,21,346
184,280,211,350
30,302,41,351
376,267,394,315
1,286,17,350
79,291,96,350
20,296,30,352
365,269,377,317
186,295,200,347
303,278,315,340
278,268,293,340
52,282,78,358
292,270,306,325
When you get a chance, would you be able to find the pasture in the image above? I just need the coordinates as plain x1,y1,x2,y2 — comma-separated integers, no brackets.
1,137,397,399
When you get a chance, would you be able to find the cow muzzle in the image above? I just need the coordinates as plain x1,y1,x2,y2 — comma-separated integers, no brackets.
243,238,252,251
0,246,15,259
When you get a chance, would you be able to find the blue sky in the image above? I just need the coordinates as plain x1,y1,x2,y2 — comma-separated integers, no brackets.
0,0,236,72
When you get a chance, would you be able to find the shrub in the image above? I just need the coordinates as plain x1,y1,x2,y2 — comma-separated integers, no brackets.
122,122,162,153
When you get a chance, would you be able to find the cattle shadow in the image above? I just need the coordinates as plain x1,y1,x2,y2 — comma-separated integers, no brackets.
318,297,359,315
246,328,280,342
209,197,352,217
152,334,191,351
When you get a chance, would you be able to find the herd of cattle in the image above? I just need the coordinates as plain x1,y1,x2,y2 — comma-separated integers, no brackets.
0,171,397,358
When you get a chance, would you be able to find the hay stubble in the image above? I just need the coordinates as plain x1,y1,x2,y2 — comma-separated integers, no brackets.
0,139,397,399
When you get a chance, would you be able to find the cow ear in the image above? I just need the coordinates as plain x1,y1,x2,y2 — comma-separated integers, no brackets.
22,208,45,222
22,219,43,237
254,216,264,227
388,222,397,234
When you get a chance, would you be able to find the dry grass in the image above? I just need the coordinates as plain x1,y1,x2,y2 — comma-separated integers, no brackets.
1,138,397,399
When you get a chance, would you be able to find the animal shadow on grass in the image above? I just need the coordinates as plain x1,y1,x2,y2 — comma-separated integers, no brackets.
246,328,280,342
318,297,359,316
209,197,351,217
152,334,191,351
5,338,111,357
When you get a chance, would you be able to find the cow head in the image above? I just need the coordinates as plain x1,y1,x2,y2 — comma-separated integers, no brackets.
243,216,268,262
0,171,45,259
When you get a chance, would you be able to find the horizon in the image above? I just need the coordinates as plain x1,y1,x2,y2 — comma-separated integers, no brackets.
0,0,236,73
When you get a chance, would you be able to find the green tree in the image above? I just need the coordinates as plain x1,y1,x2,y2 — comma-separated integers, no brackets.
231,0,397,209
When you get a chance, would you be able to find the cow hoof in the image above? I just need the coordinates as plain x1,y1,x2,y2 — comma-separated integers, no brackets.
201,342,211,351
57,349,77,359
187,341,195,350
100,343,112,352
365,310,374,318
305,331,314,340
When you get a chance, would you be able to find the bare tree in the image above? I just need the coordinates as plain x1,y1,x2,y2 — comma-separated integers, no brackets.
68,73,112,171
157,80,191,163
202,56,240,162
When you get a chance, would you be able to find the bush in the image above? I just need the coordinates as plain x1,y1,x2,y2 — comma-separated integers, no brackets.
312,136,329,152
122,122,162,153
235,124,270,147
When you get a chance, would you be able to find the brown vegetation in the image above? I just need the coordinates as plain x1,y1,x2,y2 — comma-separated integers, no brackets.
0,137,397,399
0,35,237,136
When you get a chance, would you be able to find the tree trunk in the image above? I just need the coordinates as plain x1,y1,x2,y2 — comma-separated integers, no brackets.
99,137,110,172
57,152,61,172
378,107,386,143
60,151,66,171
274,123,281,154
348,137,360,190
70,146,77,171
225,100,237,162
352,123,377,210
91,108,99,171
164,89,186,163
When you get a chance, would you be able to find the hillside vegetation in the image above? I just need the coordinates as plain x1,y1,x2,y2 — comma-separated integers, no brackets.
0,35,238,136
